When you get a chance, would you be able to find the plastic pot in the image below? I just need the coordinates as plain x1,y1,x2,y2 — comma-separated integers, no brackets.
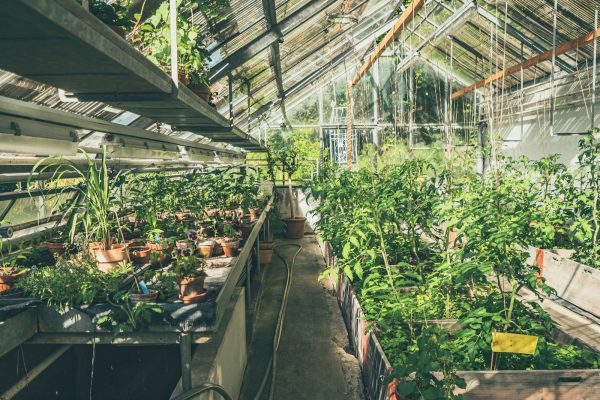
282,217,307,239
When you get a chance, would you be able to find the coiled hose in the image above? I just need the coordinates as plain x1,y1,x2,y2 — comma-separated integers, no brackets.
252,242,303,400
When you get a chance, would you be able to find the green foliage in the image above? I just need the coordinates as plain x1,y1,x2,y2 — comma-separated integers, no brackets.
132,0,210,86
78,0,133,28
392,326,466,400
30,147,125,250
312,152,600,395
16,256,129,310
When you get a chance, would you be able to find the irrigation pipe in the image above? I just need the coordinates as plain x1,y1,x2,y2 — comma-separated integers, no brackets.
252,242,303,400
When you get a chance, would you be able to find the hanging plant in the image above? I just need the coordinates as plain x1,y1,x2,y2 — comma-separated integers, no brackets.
131,0,212,100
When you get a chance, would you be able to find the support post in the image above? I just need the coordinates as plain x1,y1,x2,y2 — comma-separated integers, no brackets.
255,236,260,275
346,82,353,170
245,259,252,305
408,66,414,154
318,86,325,176
169,0,178,87
550,0,558,136
228,74,234,125
179,333,192,392
593,9,598,130
372,59,380,170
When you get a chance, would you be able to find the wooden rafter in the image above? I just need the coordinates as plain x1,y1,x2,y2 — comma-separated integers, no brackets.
350,0,425,87
451,27,600,100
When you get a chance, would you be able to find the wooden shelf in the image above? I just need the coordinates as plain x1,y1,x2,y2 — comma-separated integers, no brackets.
0,0,264,151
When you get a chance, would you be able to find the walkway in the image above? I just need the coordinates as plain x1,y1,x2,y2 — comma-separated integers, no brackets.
239,235,364,400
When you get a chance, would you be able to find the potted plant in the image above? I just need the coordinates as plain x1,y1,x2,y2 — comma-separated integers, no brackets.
259,240,274,265
173,247,208,304
270,142,306,239
30,147,129,273
197,239,215,258
220,223,240,257
78,0,133,38
131,0,212,101
129,246,151,265
0,263,26,293
129,267,160,305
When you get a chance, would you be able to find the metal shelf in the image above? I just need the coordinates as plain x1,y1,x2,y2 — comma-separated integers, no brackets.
0,0,264,151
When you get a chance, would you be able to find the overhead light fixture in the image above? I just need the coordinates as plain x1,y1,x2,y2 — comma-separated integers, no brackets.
181,146,216,163
0,114,79,156
327,13,358,25
103,133,181,160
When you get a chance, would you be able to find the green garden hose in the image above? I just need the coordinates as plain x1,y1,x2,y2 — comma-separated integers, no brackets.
252,242,303,400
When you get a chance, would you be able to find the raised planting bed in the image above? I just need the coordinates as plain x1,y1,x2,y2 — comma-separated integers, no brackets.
320,241,600,400
530,247,600,318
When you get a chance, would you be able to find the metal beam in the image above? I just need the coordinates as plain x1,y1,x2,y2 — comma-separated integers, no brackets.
248,47,353,121
262,0,287,120
476,7,575,73
209,0,336,83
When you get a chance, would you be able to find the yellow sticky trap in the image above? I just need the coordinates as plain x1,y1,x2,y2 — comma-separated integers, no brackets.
491,332,539,355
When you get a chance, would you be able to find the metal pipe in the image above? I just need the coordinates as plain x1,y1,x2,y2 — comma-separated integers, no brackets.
550,0,558,136
0,345,72,400
179,333,192,392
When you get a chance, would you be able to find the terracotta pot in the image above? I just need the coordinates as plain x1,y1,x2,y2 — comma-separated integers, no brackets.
283,217,306,239
44,239,67,259
130,290,159,305
126,238,146,248
259,241,274,265
197,240,215,258
212,239,224,256
180,288,208,304
188,84,211,101
176,240,189,251
249,208,260,221
94,244,128,273
221,239,240,257
129,246,151,265
179,275,206,298
175,212,194,223
0,269,24,293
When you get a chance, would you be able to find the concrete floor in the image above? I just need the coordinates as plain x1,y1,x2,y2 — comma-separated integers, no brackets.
239,235,364,400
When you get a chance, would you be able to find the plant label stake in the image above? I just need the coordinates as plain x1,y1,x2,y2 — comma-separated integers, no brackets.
138,280,150,295
491,332,539,355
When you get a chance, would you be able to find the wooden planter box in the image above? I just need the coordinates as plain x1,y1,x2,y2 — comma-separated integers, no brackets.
529,247,600,318
321,240,600,400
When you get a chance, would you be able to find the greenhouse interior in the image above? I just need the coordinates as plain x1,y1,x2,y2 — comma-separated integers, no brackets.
2,0,600,399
